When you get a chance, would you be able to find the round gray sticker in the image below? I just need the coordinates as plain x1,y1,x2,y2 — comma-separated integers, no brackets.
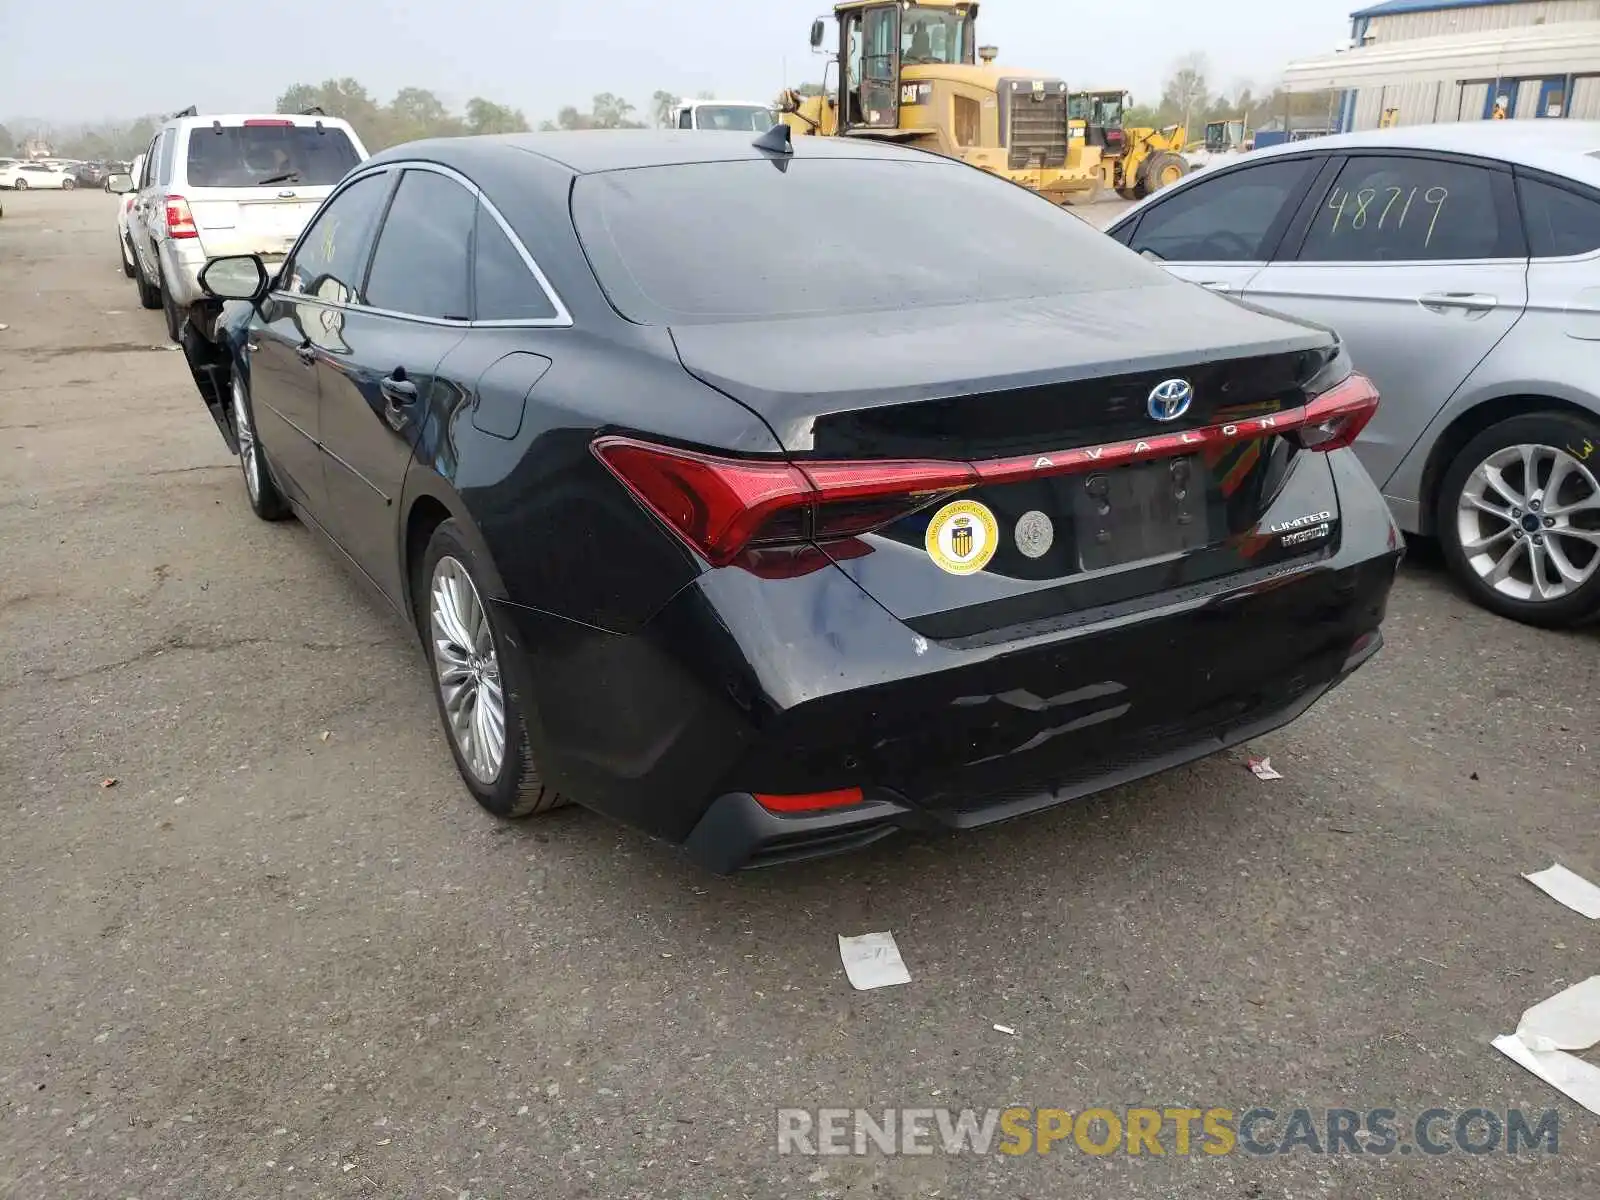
1014,510,1055,559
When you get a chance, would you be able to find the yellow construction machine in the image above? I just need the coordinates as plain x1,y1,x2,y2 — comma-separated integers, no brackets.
778,2,1189,204
1067,89,1189,199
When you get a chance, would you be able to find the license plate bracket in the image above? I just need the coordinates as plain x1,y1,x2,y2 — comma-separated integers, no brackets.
1071,456,1210,572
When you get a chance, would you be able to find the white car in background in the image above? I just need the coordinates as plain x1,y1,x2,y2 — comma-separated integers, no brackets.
1,161,76,190
672,100,777,131
111,111,369,342
117,152,146,278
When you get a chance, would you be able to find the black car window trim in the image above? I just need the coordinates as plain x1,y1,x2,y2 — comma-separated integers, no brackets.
1109,151,1326,262
1278,147,1526,263
271,160,573,330
1512,164,1600,260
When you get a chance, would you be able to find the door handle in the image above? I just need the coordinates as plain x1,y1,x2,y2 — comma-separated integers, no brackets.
1198,281,1235,293
295,341,316,365
1419,292,1497,314
380,373,418,406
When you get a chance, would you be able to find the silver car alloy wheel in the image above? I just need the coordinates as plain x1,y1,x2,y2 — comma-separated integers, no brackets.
232,377,260,503
1457,443,1600,602
429,556,507,784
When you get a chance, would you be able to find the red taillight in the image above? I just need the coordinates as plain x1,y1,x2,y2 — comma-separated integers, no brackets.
754,788,865,814
591,437,972,567
243,119,295,126
165,195,197,239
1286,372,1380,452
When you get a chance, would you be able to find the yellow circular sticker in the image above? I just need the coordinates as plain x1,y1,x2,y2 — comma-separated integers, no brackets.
925,499,999,576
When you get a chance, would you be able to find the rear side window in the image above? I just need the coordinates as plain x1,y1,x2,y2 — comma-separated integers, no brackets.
156,130,176,185
365,170,476,320
1296,155,1505,262
1518,175,1600,258
1127,159,1314,263
473,203,557,321
185,124,360,188
572,157,1174,324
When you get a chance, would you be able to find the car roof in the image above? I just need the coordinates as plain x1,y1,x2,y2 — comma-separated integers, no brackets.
1243,120,1600,187
368,129,934,175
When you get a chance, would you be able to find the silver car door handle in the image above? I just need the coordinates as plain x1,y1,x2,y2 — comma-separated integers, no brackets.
1419,292,1497,314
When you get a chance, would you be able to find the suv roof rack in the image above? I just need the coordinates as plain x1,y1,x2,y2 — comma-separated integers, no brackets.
300,105,326,117
172,105,198,119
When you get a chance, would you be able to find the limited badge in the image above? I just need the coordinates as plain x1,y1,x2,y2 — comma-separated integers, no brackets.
925,499,999,576
1014,510,1055,559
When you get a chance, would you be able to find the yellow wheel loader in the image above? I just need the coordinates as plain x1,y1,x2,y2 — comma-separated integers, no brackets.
1067,89,1189,200
778,2,1188,204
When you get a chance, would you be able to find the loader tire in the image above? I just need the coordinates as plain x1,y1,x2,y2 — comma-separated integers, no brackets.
1139,151,1188,198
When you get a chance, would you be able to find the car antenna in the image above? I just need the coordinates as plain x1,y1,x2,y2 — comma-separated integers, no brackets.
752,123,792,156
301,105,326,116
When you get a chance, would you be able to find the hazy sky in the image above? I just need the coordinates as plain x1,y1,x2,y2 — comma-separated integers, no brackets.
1,0,1360,126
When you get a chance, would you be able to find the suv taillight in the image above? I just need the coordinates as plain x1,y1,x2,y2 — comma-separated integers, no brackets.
165,195,198,239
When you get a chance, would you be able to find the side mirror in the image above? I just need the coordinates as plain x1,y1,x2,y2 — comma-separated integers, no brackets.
199,254,270,302
106,173,134,194
809,18,826,49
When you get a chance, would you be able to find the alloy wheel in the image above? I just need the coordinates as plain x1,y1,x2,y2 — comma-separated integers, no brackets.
1456,443,1600,603
429,557,507,784
232,377,260,503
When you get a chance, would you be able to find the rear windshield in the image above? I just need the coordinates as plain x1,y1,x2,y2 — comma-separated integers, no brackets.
185,124,360,188
571,158,1171,325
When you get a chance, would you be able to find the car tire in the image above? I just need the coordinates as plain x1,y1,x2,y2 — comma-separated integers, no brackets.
12,178,26,191
61,177,75,191
1437,411,1600,629
119,235,136,278
159,271,183,343
230,374,291,522
415,519,569,820
135,253,161,309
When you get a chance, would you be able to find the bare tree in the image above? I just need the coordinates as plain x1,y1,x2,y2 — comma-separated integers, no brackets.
1161,53,1212,136
652,90,679,128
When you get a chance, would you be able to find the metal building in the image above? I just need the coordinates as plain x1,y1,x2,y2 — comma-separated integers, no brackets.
1282,0,1600,130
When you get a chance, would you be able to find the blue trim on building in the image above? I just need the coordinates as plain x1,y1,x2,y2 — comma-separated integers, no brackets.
1351,0,1515,17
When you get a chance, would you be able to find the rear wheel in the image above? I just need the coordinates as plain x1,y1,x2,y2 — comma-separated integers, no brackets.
12,178,26,191
135,252,161,309
1437,412,1600,628
231,375,291,522
416,520,568,820
159,271,183,343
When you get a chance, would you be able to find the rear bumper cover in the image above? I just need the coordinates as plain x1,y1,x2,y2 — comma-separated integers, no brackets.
684,629,1381,873
497,448,1402,872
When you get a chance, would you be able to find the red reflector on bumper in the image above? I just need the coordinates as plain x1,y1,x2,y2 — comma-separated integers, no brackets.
754,787,865,814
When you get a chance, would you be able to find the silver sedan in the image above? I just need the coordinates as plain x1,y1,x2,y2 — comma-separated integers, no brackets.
1108,121,1600,628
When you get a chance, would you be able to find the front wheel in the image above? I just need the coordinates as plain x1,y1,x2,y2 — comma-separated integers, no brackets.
1437,412,1600,628
61,177,75,191
416,520,568,820
231,375,291,521
12,178,26,191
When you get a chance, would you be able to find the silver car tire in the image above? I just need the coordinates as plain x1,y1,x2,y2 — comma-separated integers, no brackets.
1438,412,1600,628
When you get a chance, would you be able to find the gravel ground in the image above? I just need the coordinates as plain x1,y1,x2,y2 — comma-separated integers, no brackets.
1,189,1597,1199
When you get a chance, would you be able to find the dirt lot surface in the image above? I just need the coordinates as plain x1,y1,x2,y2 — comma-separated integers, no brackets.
2,190,1597,1198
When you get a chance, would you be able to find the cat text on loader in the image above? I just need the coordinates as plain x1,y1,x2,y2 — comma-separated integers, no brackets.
778,1,1170,204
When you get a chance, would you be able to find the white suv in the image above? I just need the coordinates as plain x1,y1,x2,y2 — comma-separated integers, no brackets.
114,112,369,341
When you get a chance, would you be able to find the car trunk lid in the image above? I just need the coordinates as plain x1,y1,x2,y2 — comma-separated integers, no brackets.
668,286,1350,636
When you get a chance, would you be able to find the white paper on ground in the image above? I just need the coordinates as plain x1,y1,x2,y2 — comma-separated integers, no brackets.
1523,864,1600,919
1247,756,1283,781
838,932,911,991
1516,975,1600,1052
1493,975,1600,1116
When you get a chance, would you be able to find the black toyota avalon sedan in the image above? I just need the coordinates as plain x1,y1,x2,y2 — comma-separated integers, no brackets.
181,128,1400,872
